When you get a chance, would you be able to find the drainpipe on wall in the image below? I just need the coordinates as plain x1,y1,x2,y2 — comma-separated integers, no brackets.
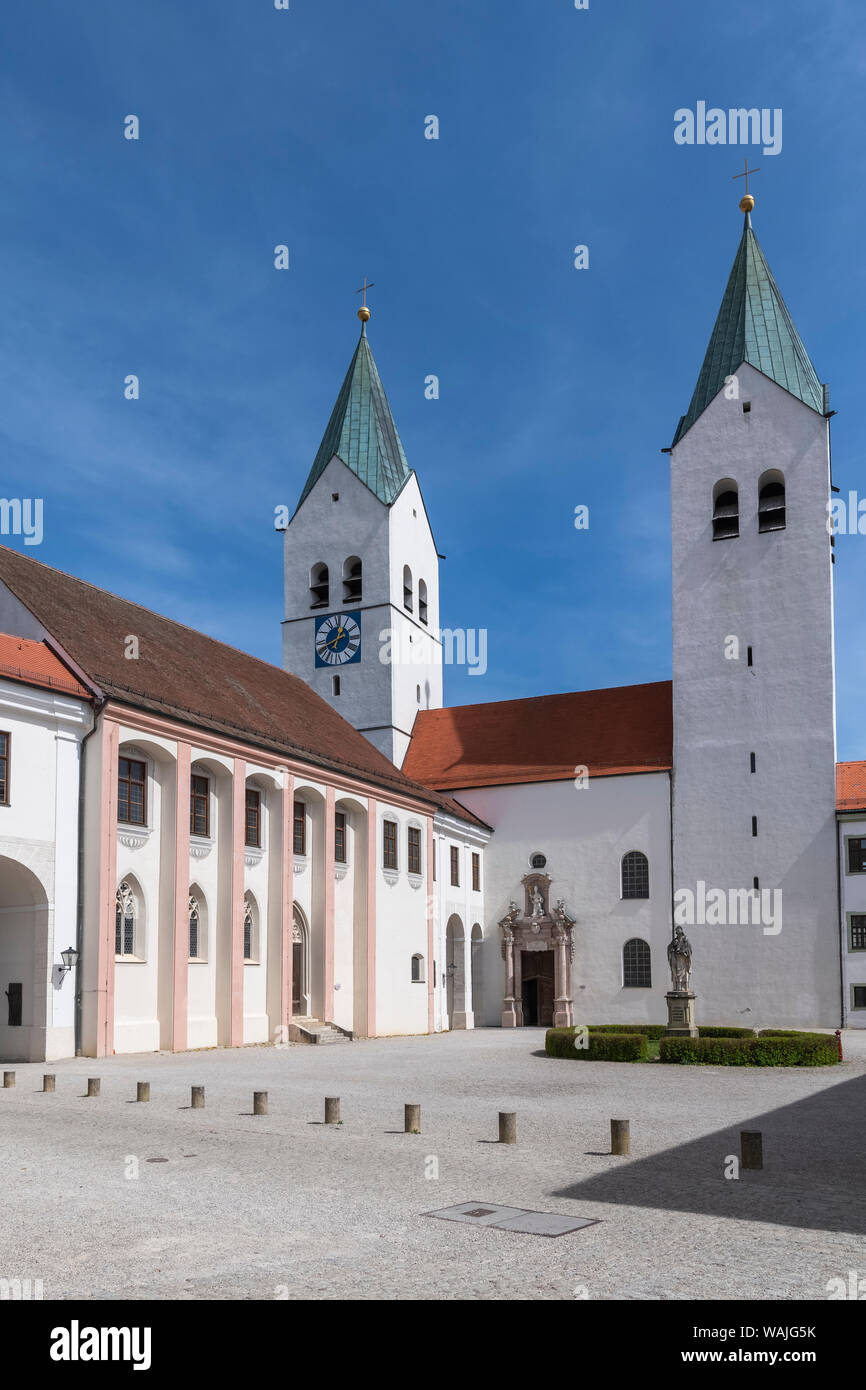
74,698,105,1056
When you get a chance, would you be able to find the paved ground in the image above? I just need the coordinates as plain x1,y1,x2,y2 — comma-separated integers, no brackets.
1,1030,865,1301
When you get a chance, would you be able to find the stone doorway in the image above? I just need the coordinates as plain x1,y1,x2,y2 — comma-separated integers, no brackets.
521,950,555,1026
499,874,575,1029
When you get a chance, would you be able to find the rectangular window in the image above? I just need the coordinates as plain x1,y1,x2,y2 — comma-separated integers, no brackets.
293,800,306,856
117,756,146,826
383,819,398,870
407,826,421,875
472,852,481,892
0,731,9,805
849,916,866,951
751,815,758,837
245,788,261,848
847,838,866,874
853,985,866,1010
749,752,756,774
450,845,460,887
190,774,210,837
747,646,753,667
335,811,347,864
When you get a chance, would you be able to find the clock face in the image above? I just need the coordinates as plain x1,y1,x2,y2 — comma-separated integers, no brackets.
315,611,362,667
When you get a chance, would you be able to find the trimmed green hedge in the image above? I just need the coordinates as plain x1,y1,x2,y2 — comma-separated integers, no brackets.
587,1024,667,1039
585,1024,755,1039
659,1034,838,1066
546,1028,648,1061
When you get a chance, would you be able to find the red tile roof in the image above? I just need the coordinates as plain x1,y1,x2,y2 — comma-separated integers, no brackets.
837,762,866,813
0,546,465,813
403,681,673,790
0,632,90,698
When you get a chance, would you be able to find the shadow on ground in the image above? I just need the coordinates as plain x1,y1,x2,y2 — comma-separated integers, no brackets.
551,1069,866,1235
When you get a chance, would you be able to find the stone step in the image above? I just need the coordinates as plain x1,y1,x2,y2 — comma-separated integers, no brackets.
294,1019,353,1045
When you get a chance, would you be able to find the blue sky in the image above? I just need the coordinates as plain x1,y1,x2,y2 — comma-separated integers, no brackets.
2,0,865,753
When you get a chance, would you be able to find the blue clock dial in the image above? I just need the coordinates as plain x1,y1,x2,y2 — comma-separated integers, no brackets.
315,611,362,667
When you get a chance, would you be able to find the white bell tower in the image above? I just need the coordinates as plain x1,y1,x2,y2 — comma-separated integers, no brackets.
281,304,443,768
669,193,839,1028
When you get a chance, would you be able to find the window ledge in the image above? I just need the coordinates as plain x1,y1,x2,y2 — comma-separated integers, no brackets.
190,837,214,860
408,872,424,890
293,855,309,875
244,845,264,868
189,958,208,965
115,955,146,964
382,868,400,887
335,863,349,881
118,824,152,851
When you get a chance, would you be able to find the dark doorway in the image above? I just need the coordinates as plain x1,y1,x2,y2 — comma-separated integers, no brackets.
5,982,22,1027
520,951,554,1026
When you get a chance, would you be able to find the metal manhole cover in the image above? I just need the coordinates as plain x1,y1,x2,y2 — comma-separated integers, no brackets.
425,1202,600,1238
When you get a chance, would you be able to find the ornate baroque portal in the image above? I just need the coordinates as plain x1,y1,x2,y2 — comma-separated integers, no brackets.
499,873,575,1028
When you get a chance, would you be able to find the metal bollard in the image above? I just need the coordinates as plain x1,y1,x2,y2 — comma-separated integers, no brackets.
136,1082,150,1103
610,1119,630,1155
191,1086,205,1110
87,1078,100,1098
404,1103,421,1134
3,1072,14,1089
324,1096,340,1125
741,1130,763,1170
498,1111,517,1145
253,1091,268,1116
43,1074,56,1093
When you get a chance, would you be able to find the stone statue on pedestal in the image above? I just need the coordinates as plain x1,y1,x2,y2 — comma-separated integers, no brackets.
667,924,692,992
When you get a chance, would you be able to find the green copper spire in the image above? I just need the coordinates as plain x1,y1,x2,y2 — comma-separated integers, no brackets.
672,210,825,446
295,325,411,513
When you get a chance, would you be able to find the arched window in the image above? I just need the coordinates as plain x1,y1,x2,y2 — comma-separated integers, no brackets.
343,555,362,603
403,564,413,612
243,894,259,963
418,578,428,625
623,938,651,988
758,471,786,532
309,562,329,609
621,850,649,899
115,880,141,959
411,954,425,983
188,891,207,962
712,479,739,540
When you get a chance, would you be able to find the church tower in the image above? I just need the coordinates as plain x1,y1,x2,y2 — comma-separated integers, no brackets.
282,305,443,768
669,193,839,1027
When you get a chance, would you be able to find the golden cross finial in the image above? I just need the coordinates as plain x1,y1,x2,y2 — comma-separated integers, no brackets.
733,159,760,212
356,276,375,324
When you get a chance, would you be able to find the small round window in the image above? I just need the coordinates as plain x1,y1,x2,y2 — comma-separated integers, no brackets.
529,852,547,870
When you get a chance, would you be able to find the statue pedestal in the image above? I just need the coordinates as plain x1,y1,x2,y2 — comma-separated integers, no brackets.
665,991,698,1038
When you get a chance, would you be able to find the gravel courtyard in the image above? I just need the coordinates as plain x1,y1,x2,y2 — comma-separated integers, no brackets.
2,1030,864,1301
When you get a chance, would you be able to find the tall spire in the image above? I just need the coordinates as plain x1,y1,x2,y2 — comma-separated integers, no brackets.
672,200,824,446
294,316,411,515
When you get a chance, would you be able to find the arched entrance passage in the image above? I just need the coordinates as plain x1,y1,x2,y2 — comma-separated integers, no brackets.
0,857,50,1063
470,924,483,1023
445,914,466,1029
292,904,311,1018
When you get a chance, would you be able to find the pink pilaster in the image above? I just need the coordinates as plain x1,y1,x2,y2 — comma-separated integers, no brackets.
96,718,119,1058
426,816,435,1033
230,757,246,1047
281,772,294,1034
324,785,335,1021
366,796,377,1038
172,742,191,1051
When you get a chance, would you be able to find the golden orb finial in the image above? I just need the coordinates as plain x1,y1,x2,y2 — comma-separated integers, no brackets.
739,193,755,214
357,304,371,323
